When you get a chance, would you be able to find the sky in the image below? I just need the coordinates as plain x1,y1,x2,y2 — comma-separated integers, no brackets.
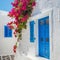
0,0,13,11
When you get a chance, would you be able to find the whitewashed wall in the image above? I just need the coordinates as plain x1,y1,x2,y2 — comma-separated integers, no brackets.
0,0,60,60
0,11,16,56
18,20,36,57
31,0,60,16
18,9,52,60
18,0,60,60
50,8,60,60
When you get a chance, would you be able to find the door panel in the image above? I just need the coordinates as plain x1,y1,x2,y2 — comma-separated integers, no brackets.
44,18,50,59
38,16,50,59
38,20,45,57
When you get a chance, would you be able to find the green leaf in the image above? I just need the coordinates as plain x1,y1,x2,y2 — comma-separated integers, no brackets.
18,15,23,20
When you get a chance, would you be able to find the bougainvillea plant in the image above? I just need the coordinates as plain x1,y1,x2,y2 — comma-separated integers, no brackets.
7,0,36,53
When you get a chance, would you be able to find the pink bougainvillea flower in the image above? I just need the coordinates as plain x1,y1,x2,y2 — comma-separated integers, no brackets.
7,21,14,29
11,0,19,7
15,34,17,37
32,1,36,6
7,21,13,25
21,14,28,22
8,25,14,29
13,45,17,53
20,0,30,4
11,8,17,17
21,5,27,10
15,29,18,32
8,11,13,17
14,31,16,34
15,17,19,21
8,8,16,17
11,8,20,17
13,49,16,53
14,21,19,26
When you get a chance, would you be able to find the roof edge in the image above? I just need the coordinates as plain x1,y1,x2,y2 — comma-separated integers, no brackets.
0,10,8,15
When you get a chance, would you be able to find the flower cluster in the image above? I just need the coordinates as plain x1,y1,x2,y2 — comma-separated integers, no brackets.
8,0,36,53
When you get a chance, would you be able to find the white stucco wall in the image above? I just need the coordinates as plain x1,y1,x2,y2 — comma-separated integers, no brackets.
0,11,16,56
0,0,60,60
18,9,53,60
18,7,60,60
51,8,60,60
32,0,60,60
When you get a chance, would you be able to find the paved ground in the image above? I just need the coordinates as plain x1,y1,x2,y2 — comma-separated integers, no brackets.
14,51,48,60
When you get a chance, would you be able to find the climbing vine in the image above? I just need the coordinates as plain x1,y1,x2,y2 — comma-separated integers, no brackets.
7,0,36,53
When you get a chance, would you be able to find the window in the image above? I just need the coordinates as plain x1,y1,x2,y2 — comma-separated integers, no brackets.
4,26,12,37
30,21,35,42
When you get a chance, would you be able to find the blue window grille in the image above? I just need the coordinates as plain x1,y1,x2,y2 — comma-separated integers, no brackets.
4,26,12,37
30,21,35,42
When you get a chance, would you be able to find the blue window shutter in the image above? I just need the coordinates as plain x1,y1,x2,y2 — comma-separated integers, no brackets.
4,26,12,37
4,26,8,37
30,21,35,42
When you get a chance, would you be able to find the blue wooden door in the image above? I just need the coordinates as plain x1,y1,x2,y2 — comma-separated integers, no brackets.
38,16,50,59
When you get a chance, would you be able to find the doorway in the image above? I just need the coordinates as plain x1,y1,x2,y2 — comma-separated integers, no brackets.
38,16,50,59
